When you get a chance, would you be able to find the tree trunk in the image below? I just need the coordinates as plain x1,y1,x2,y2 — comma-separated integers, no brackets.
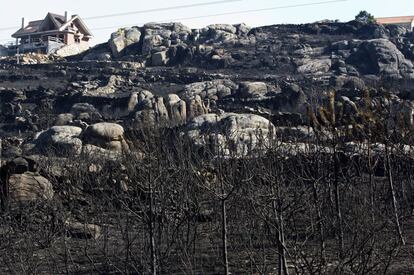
272,183,289,275
279,207,289,275
312,180,325,263
149,182,157,275
368,139,375,224
333,146,344,257
385,146,405,245
221,197,229,275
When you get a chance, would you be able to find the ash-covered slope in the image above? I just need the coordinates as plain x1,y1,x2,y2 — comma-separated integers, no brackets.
2,20,414,275
1,20,414,157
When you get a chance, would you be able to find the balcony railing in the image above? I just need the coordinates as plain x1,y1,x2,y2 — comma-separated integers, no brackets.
18,36,65,53
21,36,64,46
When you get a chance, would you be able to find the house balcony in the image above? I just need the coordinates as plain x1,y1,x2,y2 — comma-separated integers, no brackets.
19,36,65,54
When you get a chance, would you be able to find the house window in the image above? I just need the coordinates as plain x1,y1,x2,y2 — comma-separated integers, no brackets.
75,37,80,43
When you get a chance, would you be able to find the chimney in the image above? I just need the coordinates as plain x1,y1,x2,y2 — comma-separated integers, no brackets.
64,11,68,22
21,17,25,29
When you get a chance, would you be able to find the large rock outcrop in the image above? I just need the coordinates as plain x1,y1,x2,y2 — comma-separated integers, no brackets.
133,90,208,125
183,79,236,101
297,59,332,75
141,22,191,55
165,94,187,124
186,113,276,156
239,82,269,98
56,43,90,57
109,27,142,57
30,126,83,156
82,122,129,152
348,38,414,78
134,90,169,124
8,172,54,204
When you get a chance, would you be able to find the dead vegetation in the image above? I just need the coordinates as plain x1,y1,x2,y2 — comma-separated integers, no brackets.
2,91,414,274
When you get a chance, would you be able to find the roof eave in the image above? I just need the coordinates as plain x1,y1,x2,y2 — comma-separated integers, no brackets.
12,30,67,38
78,17,93,37
59,16,93,37
11,30,22,38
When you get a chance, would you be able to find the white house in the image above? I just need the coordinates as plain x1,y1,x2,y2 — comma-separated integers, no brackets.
376,16,414,31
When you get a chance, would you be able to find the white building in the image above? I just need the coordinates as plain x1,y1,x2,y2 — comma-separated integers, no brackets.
376,16,414,31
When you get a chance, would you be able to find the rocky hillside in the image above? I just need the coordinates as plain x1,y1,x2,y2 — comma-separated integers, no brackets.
1,21,414,145
1,22,413,160
1,19,414,203
1,20,414,274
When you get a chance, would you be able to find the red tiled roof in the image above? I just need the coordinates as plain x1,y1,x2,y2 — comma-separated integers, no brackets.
376,16,414,24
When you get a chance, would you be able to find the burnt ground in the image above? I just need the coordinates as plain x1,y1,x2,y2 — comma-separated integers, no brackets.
1,20,414,274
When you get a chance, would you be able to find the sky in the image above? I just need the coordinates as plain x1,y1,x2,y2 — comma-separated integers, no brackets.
0,0,413,45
